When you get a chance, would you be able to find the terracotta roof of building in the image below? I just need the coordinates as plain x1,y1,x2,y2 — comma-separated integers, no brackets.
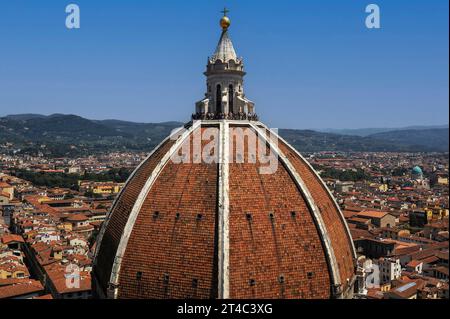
66,214,88,222
420,255,440,264
1,234,25,244
406,260,423,268
45,265,91,294
366,288,385,299
350,228,375,239
357,210,389,219
409,247,445,261
0,182,12,188
0,278,31,287
387,279,425,299
73,225,94,232
0,280,44,299
348,217,372,224
393,245,421,256
343,210,358,219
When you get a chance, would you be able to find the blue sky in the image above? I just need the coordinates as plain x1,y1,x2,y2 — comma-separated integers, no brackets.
0,0,448,129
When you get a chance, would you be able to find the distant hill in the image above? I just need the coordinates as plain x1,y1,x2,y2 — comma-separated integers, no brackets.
98,119,183,142
0,114,182,157
279,129,447,153
368,128,449,152
4,113,48,121
0,114,447,156
320,124,449,137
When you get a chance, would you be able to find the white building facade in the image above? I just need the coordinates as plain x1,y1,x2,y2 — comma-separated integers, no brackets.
377,257,402,284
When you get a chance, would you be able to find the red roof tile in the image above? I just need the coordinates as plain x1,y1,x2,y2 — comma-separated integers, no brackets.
0,280,44,299
1,234,24,244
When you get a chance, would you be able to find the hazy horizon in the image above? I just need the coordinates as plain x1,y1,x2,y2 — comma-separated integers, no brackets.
0,0,448,130
1,112,448,132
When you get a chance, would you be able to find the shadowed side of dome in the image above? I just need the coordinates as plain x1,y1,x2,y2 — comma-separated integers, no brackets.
92,129,182,297
117,126,220,298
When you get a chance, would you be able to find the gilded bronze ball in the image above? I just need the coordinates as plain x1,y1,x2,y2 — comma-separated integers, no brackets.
220,16,231,30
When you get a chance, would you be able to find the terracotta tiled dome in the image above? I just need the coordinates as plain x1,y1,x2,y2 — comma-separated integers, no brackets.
93,121,356,299
92,12,356,299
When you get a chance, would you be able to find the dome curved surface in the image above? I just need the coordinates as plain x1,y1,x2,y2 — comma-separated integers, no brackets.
93,121,356,299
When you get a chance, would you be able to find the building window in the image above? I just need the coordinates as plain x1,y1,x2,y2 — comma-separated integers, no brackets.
228,84,234,113
216,84,222,113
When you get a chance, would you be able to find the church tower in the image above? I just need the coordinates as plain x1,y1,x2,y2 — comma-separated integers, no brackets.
195,9,255,120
